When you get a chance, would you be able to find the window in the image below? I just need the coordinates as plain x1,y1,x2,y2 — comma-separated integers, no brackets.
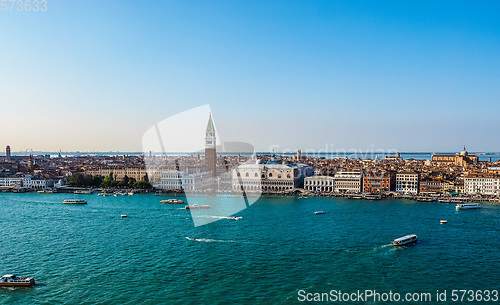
245,173,249,177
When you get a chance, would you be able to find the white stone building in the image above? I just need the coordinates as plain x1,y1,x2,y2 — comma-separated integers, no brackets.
159,170,205,191
232,158,313,192
396,171,420,195
334,171,363,193
464,174,500,195
0,176,23,187
304,176,335,192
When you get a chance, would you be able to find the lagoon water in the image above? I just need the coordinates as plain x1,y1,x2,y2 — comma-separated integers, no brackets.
1,193,499,304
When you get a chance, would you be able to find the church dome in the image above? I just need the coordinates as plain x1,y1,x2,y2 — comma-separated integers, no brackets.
267,156,279,164
460,146,468,157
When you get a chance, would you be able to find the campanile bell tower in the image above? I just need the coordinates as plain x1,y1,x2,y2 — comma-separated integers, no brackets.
205,113,217,177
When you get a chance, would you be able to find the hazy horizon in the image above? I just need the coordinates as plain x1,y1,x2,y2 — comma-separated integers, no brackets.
2,1,500,152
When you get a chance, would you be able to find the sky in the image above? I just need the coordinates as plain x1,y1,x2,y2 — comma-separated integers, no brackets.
1,0,500,153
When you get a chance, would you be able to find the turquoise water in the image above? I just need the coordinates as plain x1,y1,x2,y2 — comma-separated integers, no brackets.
0,193,499,304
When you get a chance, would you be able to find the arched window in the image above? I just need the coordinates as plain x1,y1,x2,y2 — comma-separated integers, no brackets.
269,173,273,178
245,172,249,177
278,174,281,178
287,174,291,178
237,172,240,177
254,172,258,177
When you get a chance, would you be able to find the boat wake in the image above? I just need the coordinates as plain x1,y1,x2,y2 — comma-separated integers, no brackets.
194,215,243,220
185,237,239,243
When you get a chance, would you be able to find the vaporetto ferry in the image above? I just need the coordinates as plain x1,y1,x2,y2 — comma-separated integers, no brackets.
393,234,418,246
0,274,35,287
456,203,481,210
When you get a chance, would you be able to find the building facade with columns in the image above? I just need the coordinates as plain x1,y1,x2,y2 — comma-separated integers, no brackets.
232,157,313,192
304,176,335,192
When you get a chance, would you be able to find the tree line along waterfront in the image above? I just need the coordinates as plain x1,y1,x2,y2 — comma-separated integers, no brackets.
67,172,153,189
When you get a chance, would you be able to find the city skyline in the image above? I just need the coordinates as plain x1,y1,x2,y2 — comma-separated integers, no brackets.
2,1,500,152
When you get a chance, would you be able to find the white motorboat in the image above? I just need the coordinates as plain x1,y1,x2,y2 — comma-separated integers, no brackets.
393,234,418,246
63,199,87,205
456,203,481,210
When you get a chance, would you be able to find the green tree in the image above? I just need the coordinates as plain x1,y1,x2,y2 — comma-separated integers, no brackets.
68,173,85,186
133,180,152,189
101,172,115,188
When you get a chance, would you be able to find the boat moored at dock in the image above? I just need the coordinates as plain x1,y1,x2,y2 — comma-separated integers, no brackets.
393,234,418,246
0,274,35,287
74,190,93,194
62,199,87,205
456,203,481,210
37,190,54,194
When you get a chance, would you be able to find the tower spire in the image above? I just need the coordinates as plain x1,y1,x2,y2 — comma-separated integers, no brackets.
205,113,217,178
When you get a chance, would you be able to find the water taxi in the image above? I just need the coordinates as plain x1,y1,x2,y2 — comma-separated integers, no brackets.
456,203,481,210
62,199,87,205
393,234,418,246
440,220,448,224
121,215,127,218
98,193,112,197
314,211,326,215
0,274,35,287
161,199,184,204
185,204,211,210
227,216,242,220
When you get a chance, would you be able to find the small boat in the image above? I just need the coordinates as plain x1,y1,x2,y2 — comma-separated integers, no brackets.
114,193,119,197
0,274,35,287
127,192,134,196
121,215,127,218
74,190,93,194
37,190,53,194
98,193,112,197
314,211,326,215
440,220,448,224
364,194,382,200
62,199,87,205
185,204,211,210
416,197,433,202
161,199,184,204
393,234,418,246
456,203,481,210
227,216,242,220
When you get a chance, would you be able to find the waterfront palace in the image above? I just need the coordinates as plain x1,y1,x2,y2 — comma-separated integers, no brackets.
2,127,500,197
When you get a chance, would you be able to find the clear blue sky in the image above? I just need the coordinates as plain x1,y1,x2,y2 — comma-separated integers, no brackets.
1,0,499,153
